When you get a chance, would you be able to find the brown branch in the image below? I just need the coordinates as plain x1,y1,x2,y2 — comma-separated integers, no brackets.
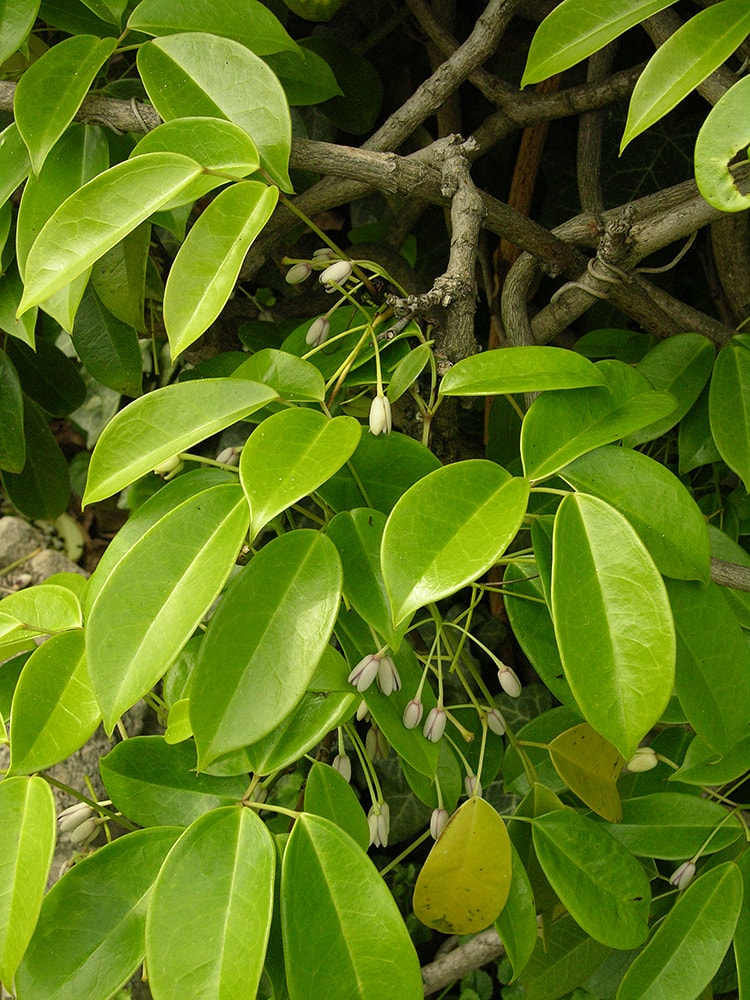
421,928,506,996
711,558,750,593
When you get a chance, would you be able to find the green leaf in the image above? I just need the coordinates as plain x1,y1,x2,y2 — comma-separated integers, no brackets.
0,124,31,210
666,578,750,754
521,360,676,481
0,349,24,472
265,40,343,105
0,583,80,633
560,446,711,582
137,32,292,190
0,395,69,520
299,37,382,135
532,809,650,949
146,807,275,1000
674,732,750,787
734,852,750,1000
0,776,55,988
5,337,86,417
8,631,100,775
602,792,742,859
709,338,750,490
616,862,742,1000
14,34,117,174
90,222,150,332
495,844,538,981
304,761,370,851
622,1,750,149
522,0,678,86
551,493,675,759
548,723,624,823
0,262,37,347
440,346,607,397
72,284,143,397
518,914,610,1000
624,332,715,446
165,181,278,358
15,827,181,1000
239,408,360,540
678,382,721,475
191,531,342,768
387,341,433,404
414,797,512,934
0,0,40,66
128,0,301,55
695,75,750,212
82,377,277,505
281,813,423,1000
17,153,204,314
381,460,529,626
87,484,250,730
233,348,325,403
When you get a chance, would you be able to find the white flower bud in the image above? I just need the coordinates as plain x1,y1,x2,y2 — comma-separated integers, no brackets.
669,861,696,891
215,446,239,466
402,698,424,730
465,774,482,798
332,753,352,783
377,654,401,696
367,802,390,847
423,706,447,743
313,247,337,260
498,664,522,698
626,747,658,773
366,725,387,761
430,807,449,840
319,259,353,289
285,262,312,284
306,316,330,347
347,653,380,693
486,708,506,736
69,816,100,845
152,453,182,476
369,394,392,436
356,699,371,722
58,802,95,834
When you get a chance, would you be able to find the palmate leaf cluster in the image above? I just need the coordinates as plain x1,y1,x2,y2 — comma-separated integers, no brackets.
0,2,749,999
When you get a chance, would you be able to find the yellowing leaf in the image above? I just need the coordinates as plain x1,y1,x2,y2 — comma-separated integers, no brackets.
413,797,511,934
549,723,625,822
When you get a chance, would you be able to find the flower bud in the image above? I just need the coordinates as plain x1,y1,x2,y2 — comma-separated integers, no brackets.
356,699,371,722
319,259,353,289
465,774,482,798
333,753,352,783
369,394,392,436
486,708,506,736
423,706,447,743
626,747,658,773
306,316,330,347
69,816,100,846
313,247,337,261
498,664,522,698
377,654,401,696
366,725,388,761
285,261,312,284
215,446,239,466
348,653,380,693
58,802,94,834
430,807,449,840
367,802,390,847
669,861,696,891
402,698,424,730
152,453,182,477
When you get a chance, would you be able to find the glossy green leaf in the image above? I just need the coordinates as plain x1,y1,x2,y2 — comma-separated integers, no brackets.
244,689,357,776
0,349,24,472
622,2,750,149
0,583,80,633
533,809,650,949
100,737,247,828
495,844,538,981
239,408,360,539
15,827,181,1000
233,349,325,403
137,32,292,190
281,813,423,1000
521,360,676,481
87,484,250,731
667,578,750,754
265,39,343,105
18,153,204,314
414,797,512,934
695,75,750,212
505,707,583,799
165,181,278,358
191,531,342,768
560,446,710,582
0,124,31,210
304,761,370,851
80,0,126,26
8,631,100,775
440,346,606,397
128,0,301,55
386,342,432,403
549,723,624,822
679,382,721,475
0,776,55,988
146,807,275,1000
709,338,750,490
0,0,40,66
0,263,37,347
0,396,69,520
90,222,150,332
734,852,750,1000
617,862,742,1000
603,792,742,859
551,493,675,759
624,332,715,446
382,460,529,626
14,34,117,174
5,337,86,417
522,0,678,85
518,914,610,1000
83,377,276,505
674,732,750,787
72,284,143,397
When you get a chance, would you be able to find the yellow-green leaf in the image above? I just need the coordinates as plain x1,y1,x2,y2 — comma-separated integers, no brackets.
549,723,625,822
